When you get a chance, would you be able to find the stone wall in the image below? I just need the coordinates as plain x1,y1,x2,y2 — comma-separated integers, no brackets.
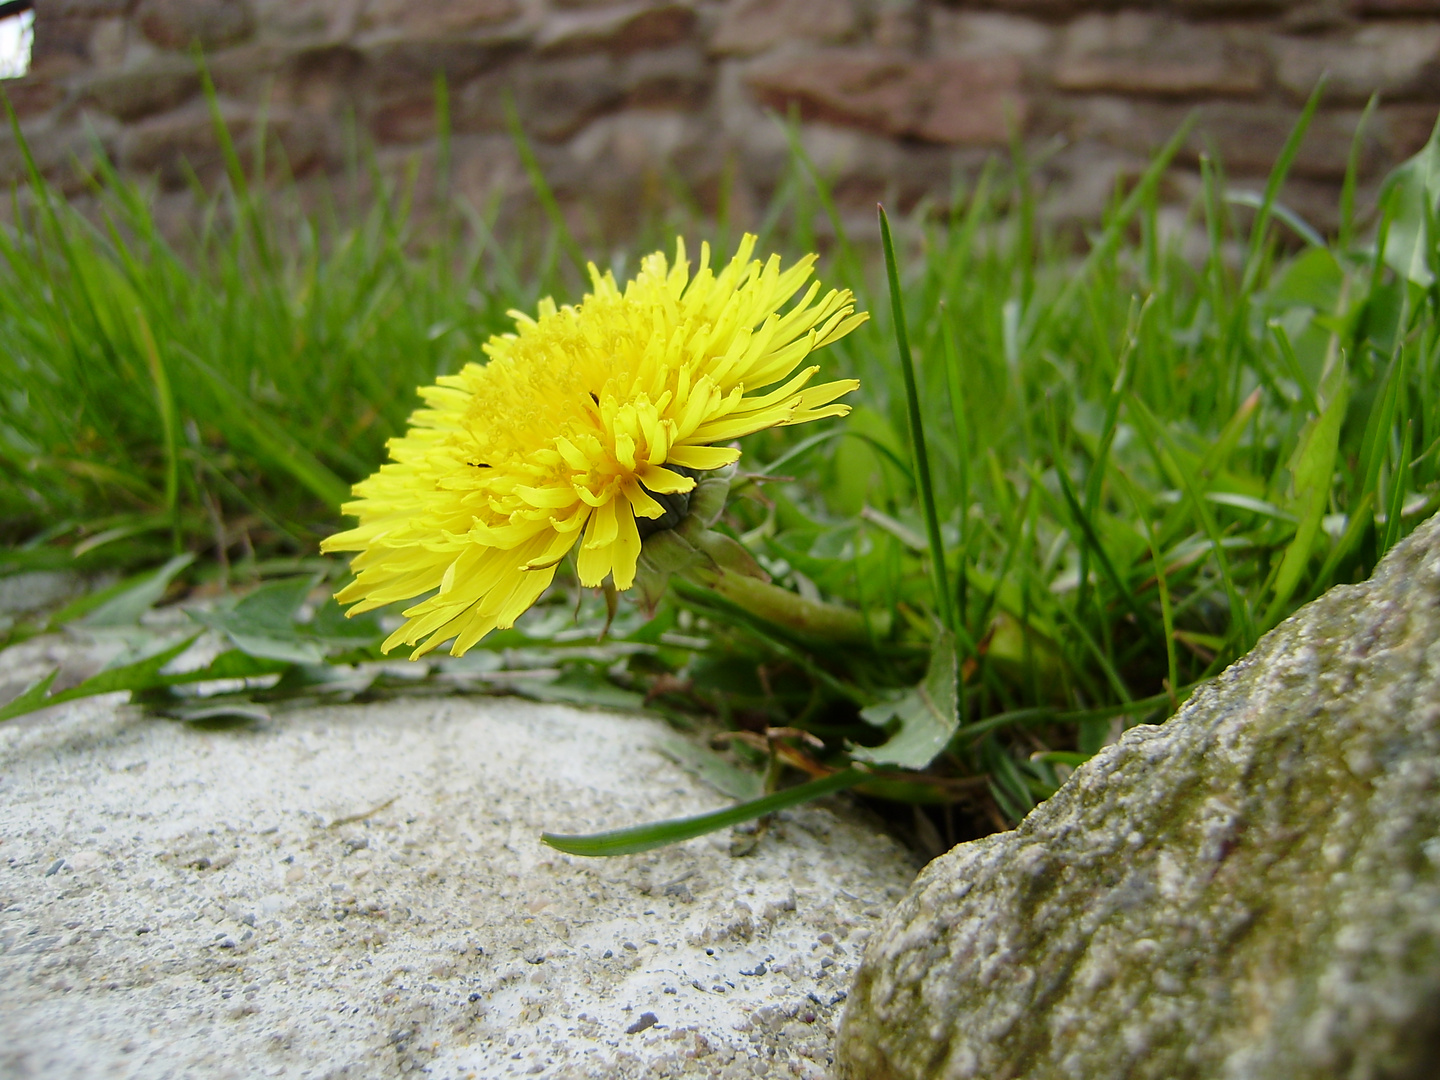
9,0,1440,238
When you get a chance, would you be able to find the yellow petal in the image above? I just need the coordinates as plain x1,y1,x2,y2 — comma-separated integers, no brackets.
665,444,741,470
636,463,696,494
623,478,667,520
609,505,643,590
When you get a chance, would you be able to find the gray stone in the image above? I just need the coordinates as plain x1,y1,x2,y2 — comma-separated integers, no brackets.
836,513,1440,1080
1053,11,1267,98
0,572,89,622
136,0,258,52
536,2,696,58
77,59,203,123
357,0,521,37
711,0,859,57
117,100,336,188
746,49,1025,147
0,638,917,1078
1270,23,1440,106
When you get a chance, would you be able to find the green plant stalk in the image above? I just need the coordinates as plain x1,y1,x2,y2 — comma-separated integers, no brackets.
879,204,953,631
697,565,888,644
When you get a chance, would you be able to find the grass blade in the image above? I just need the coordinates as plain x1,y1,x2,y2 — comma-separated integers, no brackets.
940,316,971,631
178,349,351,509
779,114,862,284
1309,491,1374,599
1380,419,1413,557
0,635,200,723
541,768,866,856
1115,468,1180,704
503,94,587,277
78,552,195,627
132,306,182,550
1128,394,1255,650
1037,116,1193,340
1263,359,1350,628
1240,78,1326,294
1339,93,1379,252
879,203,952,630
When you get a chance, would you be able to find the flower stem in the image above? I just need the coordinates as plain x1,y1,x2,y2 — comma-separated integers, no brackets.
704,566,887,644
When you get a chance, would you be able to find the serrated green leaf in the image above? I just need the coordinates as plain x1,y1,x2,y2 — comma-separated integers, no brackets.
165,698,272,725
0,669,59,722
182,648,293,681
515,670,646,711
189,577,326,663
0,635,199,723
307,596,385,649
851,628,958,769
76,552,194,627
655,735,764,802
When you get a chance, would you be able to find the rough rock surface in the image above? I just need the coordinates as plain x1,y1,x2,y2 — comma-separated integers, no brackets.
836,513,1440,1080
0,633,917,1078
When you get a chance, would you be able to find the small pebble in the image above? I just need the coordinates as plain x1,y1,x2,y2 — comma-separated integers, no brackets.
625,1012,659,1035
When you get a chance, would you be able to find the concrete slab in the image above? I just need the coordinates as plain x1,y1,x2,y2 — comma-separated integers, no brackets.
0,668,917,1079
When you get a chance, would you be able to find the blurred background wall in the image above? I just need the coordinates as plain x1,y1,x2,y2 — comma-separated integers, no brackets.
8,0,1440,238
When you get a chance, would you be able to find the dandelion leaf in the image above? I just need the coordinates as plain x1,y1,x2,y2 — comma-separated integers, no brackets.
852,629,958,769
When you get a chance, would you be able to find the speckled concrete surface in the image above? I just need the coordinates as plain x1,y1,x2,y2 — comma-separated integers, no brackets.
0,644,917,1079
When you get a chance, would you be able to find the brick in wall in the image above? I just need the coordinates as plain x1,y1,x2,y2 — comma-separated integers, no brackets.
5,0,1440,237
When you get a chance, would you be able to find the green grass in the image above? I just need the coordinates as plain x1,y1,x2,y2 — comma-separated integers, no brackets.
3,94,1439,845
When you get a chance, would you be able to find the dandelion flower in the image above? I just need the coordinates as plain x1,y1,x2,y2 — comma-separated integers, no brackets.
322,234,867,657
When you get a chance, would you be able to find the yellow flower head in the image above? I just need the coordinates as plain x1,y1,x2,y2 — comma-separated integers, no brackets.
322,234,867,657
